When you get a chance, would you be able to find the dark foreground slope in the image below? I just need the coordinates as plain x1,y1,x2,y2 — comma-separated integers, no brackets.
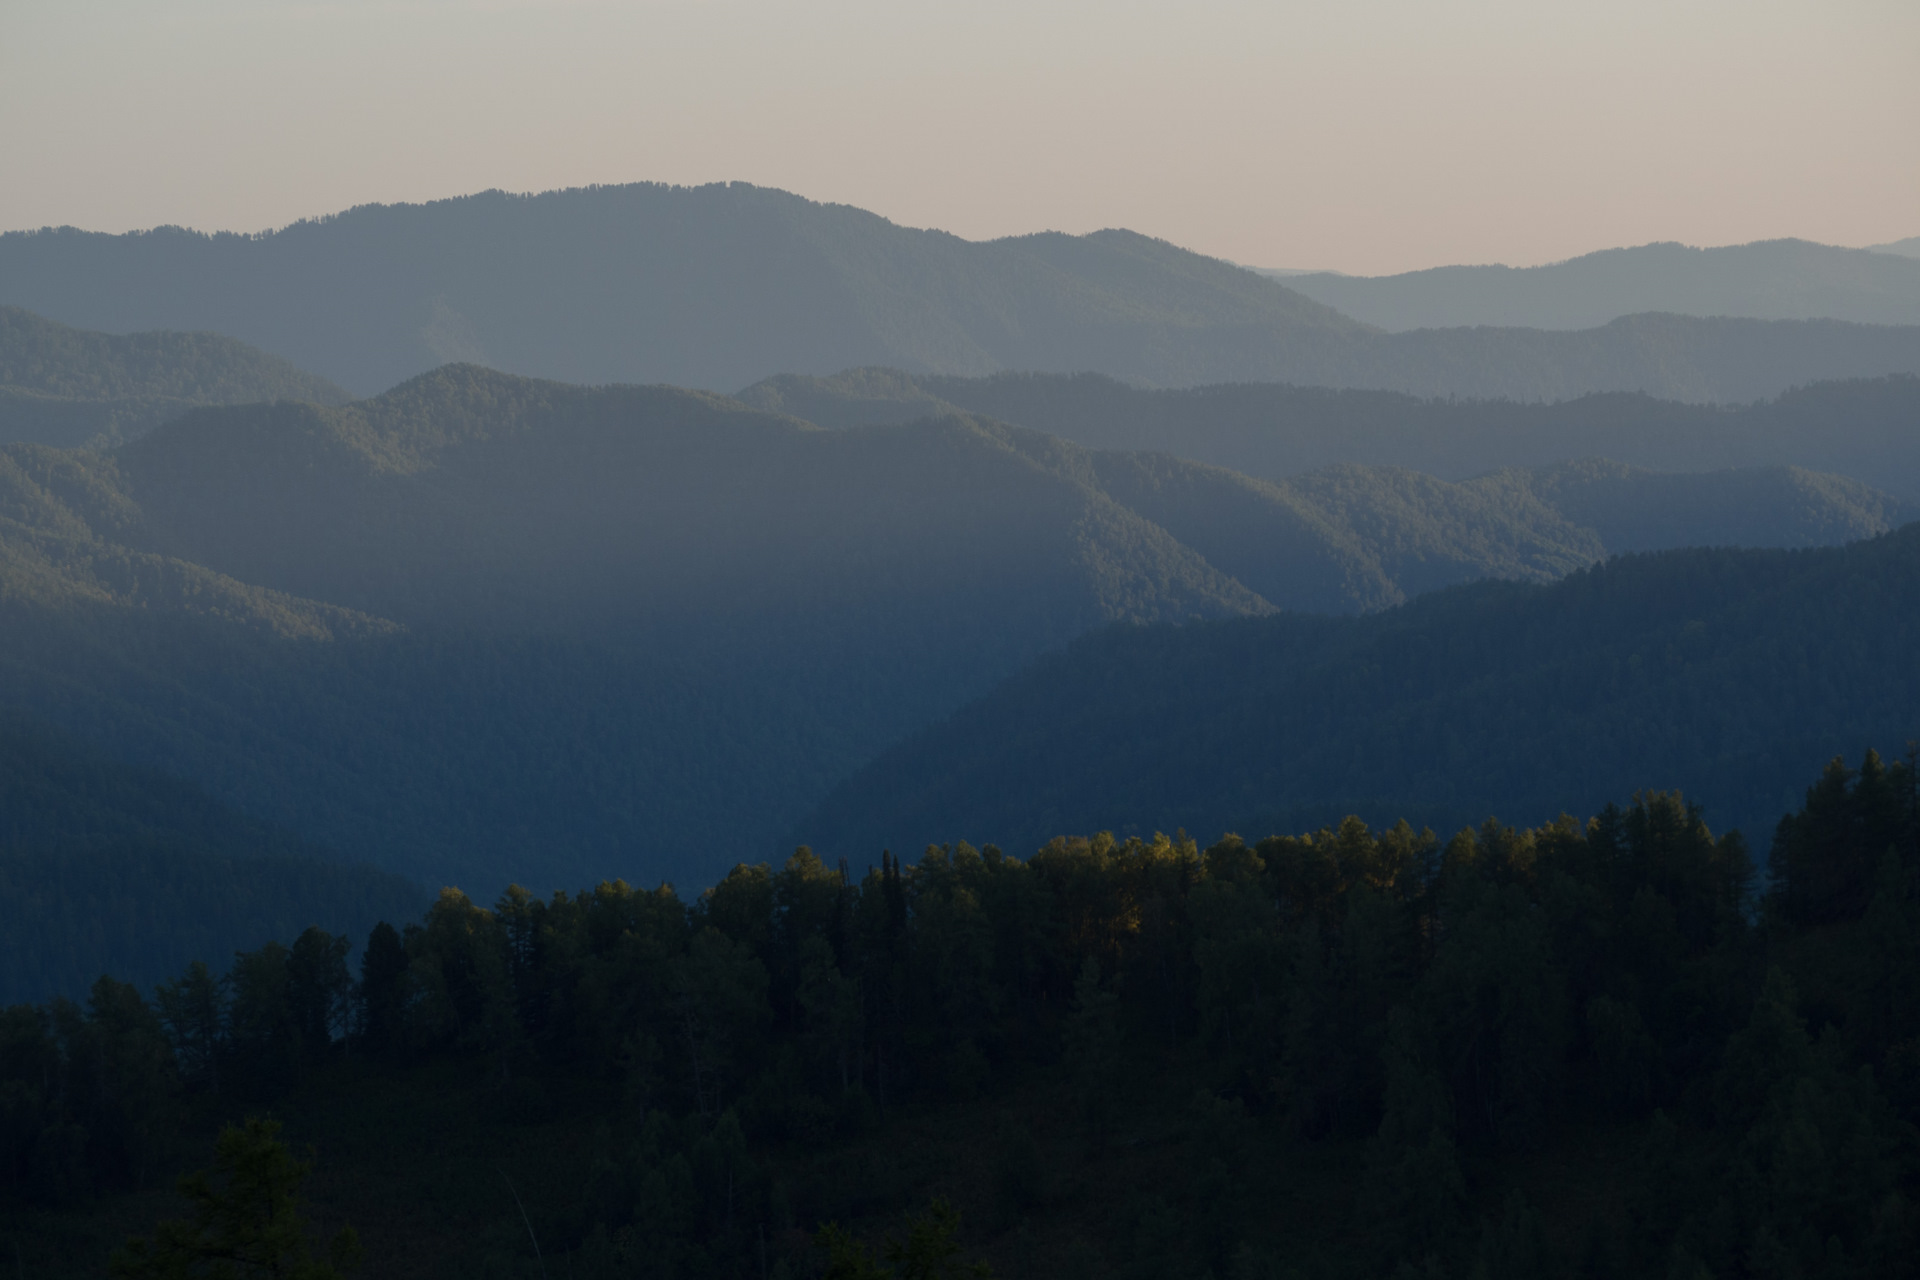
7,183,1920,401
0,709,426,1004
745,369,1920,499
0,307,349,449
799,526,1920,860
6,754,1916,1280
1276,238,1920,331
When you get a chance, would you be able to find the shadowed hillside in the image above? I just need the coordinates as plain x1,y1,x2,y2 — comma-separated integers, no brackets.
0,708,427,1004
0,307,349,449
0,367,1271,891
798,526,1920,860
0,364,1907,895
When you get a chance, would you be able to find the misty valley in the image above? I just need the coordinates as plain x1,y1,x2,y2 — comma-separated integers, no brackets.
1,182,1918,1280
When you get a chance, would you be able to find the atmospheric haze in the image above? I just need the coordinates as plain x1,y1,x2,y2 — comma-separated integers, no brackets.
2,0,1916,275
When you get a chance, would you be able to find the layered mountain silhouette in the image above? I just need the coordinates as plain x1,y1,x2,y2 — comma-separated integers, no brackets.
1267,239,1920,331
0,366,1270,891
1,363,1906,896
742,369,1920,499
797,525,1920,861
7,185,1920,401
0,306,349,449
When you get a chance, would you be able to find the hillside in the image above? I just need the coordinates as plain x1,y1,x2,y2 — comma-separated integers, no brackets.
0,307,349,449
7,184,1920,402
0,708,427,1004
746,369,1920,500
1272,238,1920,331
0,367,1274,891
7,748,1916,1280
797,526,1920,860
0,364,1909,896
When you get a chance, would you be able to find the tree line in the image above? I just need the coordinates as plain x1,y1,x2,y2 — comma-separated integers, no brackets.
4,749,1918,1277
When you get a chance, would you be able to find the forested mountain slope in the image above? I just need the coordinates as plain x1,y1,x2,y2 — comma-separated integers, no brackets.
1272,238,1920,331
798,526,1920,860
0,709,426,1004
0,184,1363,397
9,751,1918,1279
0,307,348,449
747,369,1920,499
7,183,1920,401
0,364,1908,895
0,368,1272,891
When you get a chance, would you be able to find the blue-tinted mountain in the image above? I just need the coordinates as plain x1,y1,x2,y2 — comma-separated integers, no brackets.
6,184,1920,402
0,707,426,1004
2,364,1903,896
0,306,349,449
796,525,1920,861
744,369,1920,500
1272,238,1920,331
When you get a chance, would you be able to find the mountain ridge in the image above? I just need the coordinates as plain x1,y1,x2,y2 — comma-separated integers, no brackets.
1,364,1906,892
8,185,1920,402
1272,238,1920,331
744,368,1920,500
0,306,351,451
796,524,1920,860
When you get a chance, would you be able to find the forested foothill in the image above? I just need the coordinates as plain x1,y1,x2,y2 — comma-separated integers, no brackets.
1,238,1917,1280
5,184,1920,402
0,363,1912,909
0,307,349,450
798,524,1920,862
0,708,427,1005
0,353,1912,997
4,751,1917,1279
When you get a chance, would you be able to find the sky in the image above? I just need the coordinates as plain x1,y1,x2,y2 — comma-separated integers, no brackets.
2,0,1915,277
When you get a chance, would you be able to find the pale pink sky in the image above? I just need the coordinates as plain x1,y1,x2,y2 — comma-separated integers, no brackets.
2,0,1915,276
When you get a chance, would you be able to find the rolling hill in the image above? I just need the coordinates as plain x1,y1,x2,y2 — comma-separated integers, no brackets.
744,369,1920,500
0,707,427,1004
1,364,1905,896
7,184,1920,402
1270,238,1920,331
795,526,1920,862
0,367,1269,891
0,306,350,449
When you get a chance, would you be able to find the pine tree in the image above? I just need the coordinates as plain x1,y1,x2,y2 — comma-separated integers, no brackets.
111,1116,360,1279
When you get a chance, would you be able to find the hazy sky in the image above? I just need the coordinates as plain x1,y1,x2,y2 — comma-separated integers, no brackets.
2,0,1915,276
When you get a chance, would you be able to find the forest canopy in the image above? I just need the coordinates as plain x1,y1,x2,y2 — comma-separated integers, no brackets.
4,749,1916,1278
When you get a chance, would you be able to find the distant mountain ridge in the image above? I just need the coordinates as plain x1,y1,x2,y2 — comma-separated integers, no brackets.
1271,238,1920,331
742,369,1920,500
6,184,1920,402
0,306,350,450
0,185,1365,397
